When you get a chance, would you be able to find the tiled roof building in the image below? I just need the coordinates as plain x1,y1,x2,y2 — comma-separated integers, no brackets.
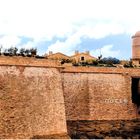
45,51,70,60
45,51,96,63
71,51,96,63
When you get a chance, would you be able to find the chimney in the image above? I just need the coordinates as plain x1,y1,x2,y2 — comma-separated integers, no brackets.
49,51,53,55
85,51,90,55
75,50,79,55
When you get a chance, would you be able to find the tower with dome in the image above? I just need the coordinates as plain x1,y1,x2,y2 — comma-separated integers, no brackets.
132,31,140,66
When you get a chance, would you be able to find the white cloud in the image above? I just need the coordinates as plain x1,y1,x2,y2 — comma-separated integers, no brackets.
19,41,36,50
46,22,124,54
47,31,82,55
75,22,124,39
0,35,21,50
91,45,120,58
0,0,139,38
0,0,140,56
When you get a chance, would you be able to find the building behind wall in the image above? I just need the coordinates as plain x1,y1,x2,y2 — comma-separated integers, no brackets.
71,51,96,63
45,51,70,60
45,50,97,64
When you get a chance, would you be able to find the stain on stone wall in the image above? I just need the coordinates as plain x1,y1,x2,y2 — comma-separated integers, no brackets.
62,73,90,120
0,66,67,139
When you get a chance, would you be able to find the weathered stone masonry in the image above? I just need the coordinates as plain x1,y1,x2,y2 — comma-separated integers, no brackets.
62,67,140,120
62,67,140,138
0,57,140,138
0,57,67,139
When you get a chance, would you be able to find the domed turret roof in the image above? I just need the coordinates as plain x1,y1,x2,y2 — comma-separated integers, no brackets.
135,31,140,36
132,31,140,38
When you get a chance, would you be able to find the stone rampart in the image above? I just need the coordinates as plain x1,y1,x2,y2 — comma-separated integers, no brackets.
62,66,140,76
0,56,60,67
1,56,140,138
62,67,140,120
0,65,67,139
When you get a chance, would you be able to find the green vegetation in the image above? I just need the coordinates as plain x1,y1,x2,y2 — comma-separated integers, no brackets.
71,57,121,67
0,47,137,67
123,60,134,68
71,57,136,68
0,46,40,58
19,48,37,57
60,59,72,64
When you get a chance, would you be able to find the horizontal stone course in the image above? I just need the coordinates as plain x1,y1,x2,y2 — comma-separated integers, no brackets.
62,71,138,120
62,66,140,76
0,56,61,67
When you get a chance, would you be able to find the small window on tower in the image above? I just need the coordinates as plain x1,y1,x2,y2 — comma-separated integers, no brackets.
81,56,84,61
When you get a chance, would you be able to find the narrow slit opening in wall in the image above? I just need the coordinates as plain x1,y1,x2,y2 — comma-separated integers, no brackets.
131,77,140,114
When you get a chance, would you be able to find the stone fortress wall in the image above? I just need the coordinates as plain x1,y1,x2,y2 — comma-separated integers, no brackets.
62,67,140,139
0,55,60,67
62,67,140,121
0,56,67,139
0,56,140,138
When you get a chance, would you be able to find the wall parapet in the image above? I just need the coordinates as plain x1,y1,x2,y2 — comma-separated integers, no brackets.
62,67,140,77
0,56,61,68
62,70,139,120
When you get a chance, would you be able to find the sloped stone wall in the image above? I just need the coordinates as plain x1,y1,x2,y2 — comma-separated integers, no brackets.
0,66,67,139
62,72,137,120
62,73,90,120
0,56,60,67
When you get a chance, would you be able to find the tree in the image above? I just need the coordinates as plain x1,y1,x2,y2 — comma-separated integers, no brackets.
7,47,18,56
101,57,120,65
92,60,98,66
13,47,18,55
3,49,9,56
123,60,134,68
20,48,26,56
30,48,37,57
25,49,30,56
8,47,14,55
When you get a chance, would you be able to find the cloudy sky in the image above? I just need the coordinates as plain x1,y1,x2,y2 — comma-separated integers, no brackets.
0,0,140,59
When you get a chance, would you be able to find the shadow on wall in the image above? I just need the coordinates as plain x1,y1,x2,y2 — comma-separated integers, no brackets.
62,73,90,120
31,133,70,139
131,77,140,114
